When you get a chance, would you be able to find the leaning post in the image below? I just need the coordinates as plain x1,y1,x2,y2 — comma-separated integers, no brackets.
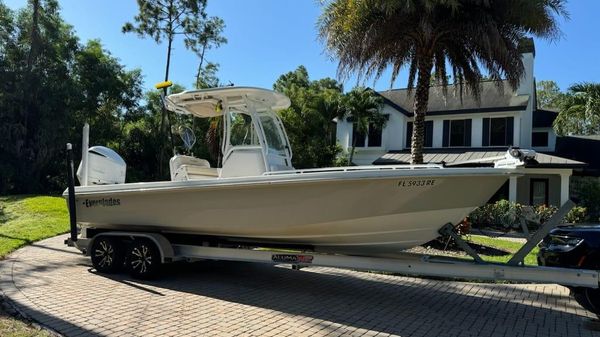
66,143,78,244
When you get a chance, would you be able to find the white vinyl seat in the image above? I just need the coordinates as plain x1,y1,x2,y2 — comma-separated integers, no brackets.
169,155,219,181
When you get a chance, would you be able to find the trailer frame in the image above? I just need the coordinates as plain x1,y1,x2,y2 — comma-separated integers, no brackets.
64,142,600,300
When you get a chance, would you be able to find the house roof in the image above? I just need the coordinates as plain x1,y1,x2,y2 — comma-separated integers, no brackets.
373,148,586,169
378,80,530,117
555,136,600,176
533,108,558,128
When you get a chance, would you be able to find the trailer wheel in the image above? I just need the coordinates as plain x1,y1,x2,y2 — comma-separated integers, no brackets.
126,239,161,279
90,236,124,273
572,288,600,317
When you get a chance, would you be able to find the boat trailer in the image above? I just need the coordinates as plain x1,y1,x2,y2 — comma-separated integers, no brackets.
64,144,600,315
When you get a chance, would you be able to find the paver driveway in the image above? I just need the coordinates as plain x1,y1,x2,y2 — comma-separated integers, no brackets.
0,234,599,337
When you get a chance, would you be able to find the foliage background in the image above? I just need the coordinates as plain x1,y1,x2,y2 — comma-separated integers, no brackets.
0,1,384,194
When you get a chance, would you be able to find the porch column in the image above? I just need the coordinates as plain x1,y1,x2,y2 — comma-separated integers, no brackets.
560,173,571,206
509,176,518,203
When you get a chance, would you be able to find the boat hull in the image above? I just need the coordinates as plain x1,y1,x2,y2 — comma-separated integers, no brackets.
70,168,510,255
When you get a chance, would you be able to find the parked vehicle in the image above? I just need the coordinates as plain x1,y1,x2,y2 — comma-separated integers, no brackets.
538,225,600,316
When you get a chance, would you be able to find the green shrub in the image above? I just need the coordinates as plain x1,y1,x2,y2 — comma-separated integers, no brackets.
565,206,588,223
535,204,558,224
576,179,600,221
470,200,523,229
469,200,588,229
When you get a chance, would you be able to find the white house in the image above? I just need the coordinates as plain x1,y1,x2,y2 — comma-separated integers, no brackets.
335,39,585,207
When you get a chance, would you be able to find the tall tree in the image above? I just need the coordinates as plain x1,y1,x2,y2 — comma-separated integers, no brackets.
72,40,144,147
319,0,567,164
196,62,221,89
342,87,385,164
194,17,226,89
553,83,600,136
0,1,144,193
274,66,345,168
122,0,225,169
536,80,563,109
0,0,79,193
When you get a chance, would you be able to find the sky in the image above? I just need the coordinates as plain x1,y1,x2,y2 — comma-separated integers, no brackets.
4,0,600,93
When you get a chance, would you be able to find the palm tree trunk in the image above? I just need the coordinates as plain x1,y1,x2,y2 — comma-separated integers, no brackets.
411,58,433,164
349,134,357,165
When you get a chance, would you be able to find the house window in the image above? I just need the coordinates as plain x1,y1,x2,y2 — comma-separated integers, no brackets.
367,122,382,147
443,119,471,147
405,121,433,148
530,178,549,206
483,117,514,146
352,122,383,148
352,125,366,147
532,132,549,147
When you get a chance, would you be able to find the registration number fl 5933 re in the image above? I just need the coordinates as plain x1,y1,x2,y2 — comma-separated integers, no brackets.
398,179,436,187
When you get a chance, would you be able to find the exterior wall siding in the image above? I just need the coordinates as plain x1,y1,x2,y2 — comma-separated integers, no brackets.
516,174,562,207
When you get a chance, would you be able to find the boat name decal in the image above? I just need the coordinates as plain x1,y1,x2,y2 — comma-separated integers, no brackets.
271,254,314,264
83,198,121,208
398,179,436,187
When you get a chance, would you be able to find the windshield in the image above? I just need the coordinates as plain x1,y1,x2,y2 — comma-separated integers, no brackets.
229,111,259,146
260,115,286,155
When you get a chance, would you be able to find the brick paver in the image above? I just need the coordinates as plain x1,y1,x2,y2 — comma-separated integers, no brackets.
1,234,599,337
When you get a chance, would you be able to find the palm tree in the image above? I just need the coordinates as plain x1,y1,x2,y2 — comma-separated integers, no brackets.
343,87,385,164
554,82,600,136
319,0,567,164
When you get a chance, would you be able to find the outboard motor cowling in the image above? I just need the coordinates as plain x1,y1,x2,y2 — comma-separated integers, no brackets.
77,146,126,185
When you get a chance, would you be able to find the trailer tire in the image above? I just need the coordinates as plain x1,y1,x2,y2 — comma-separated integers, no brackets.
572,288,600,317
90,236,124,273
126,239,161,279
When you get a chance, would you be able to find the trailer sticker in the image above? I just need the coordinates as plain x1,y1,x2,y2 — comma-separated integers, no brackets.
272,254,314,264
83,198,121,208
398,179,436,187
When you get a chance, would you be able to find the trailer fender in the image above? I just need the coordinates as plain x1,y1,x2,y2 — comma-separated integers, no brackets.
87,232,175,263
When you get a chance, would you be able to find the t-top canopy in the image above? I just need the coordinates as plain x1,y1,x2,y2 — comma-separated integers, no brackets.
166,86,291,118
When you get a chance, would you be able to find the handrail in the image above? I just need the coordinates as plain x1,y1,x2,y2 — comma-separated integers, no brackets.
264,164,444,176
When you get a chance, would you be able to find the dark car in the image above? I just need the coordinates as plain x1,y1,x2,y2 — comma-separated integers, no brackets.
538,225,600,316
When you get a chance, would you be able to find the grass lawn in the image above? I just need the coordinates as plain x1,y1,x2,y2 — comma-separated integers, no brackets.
466,234,539,266
0,310,52,337
0,195,68,337
0,196,69,259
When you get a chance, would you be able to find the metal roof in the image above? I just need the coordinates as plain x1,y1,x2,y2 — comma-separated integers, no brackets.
373,148,586,168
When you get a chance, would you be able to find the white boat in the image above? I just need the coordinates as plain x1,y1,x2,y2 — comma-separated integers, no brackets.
67,86,531,256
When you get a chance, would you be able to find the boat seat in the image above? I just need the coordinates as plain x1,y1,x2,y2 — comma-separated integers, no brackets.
169,155,218,181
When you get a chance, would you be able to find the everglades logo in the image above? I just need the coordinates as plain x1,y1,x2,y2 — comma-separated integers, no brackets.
83,198,121,208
